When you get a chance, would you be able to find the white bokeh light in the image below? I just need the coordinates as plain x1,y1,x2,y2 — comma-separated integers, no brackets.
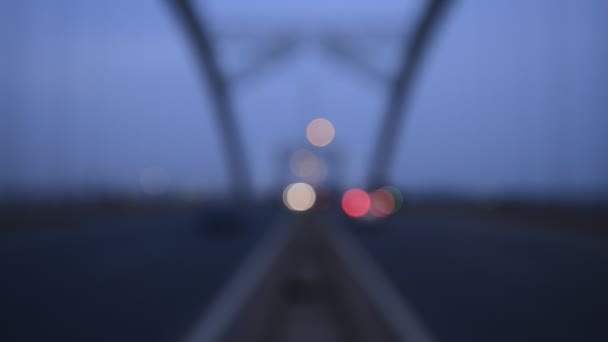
283,182,316,211
306,118,335,147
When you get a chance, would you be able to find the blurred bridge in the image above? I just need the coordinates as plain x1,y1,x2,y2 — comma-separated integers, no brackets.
1,1,608,341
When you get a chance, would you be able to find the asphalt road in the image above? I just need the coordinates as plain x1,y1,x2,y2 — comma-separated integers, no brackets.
1,207,607,342
352,213,608,342
0,209,273,342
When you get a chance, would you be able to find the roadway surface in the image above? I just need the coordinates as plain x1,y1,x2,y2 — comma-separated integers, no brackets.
0,208,275,342
1,206,608,341
351,212,608,342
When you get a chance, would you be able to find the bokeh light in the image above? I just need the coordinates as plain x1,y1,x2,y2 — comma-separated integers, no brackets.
384,186,403,213
341,188,371,218
289,149,327,184
283,182,316,212
306,118,335,147
370,188,396,217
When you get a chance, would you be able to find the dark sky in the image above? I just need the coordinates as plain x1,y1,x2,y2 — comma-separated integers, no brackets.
1,0,607,199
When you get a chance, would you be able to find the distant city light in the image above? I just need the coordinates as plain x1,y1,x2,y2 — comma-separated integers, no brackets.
283,182,316,212
370,188,396,217
289,149,327,184
306,118,335,147
341,188,371,218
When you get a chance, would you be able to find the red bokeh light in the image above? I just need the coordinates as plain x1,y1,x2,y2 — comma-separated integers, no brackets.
341,189,371,218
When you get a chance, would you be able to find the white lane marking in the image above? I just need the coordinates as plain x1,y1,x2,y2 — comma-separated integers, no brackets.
325,221,437,342
182,214,297,342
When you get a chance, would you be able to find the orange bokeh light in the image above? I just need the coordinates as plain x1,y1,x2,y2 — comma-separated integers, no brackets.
370,188,396,217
